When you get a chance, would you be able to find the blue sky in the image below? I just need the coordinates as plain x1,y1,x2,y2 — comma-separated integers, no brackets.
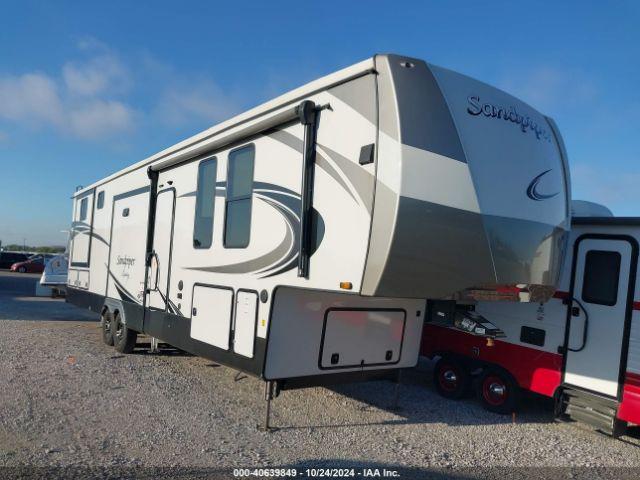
0,1,638,245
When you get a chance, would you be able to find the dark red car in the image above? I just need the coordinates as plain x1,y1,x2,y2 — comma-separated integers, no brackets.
11,255,54,273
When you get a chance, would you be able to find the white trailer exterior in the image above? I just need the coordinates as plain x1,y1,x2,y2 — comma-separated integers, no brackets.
66,54,570,398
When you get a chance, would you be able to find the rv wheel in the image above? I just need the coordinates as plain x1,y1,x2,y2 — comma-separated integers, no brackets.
112,311,138,354
433,357,469,400
476,368,519,414
101,309,114,346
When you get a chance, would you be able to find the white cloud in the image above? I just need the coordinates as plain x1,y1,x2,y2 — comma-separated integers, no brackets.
0,41,246,141
63,53,130,97
0,73,64,126
154,79,240,127
0,53,135,139
571,162,640,215
499,66,597,114
68,99,135,139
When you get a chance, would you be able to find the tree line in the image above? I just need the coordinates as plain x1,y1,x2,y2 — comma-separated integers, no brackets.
0,244,66,254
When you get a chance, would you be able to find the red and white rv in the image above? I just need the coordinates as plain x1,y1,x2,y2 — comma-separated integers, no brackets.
421,201,640,437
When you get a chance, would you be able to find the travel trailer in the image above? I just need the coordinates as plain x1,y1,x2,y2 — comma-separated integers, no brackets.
65,54,570,428
421,201,640,437
40,253,69,295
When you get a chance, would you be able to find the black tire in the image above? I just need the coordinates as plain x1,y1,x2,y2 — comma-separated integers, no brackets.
475,367,519,414
101,309,114,346
433,356,470,400
112,311,138,354
18,266,26,273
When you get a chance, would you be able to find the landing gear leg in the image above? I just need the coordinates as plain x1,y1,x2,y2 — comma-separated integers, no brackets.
149,337,159,354
258,381,278,432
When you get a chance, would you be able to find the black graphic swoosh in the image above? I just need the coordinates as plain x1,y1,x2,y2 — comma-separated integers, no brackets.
526,169,559,201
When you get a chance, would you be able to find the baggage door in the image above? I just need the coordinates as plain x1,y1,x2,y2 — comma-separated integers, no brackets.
146,187,176,311
563,237,637,398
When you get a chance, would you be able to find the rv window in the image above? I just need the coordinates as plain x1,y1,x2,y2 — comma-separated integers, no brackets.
79,198,88,221
224,145,255,248
193,157,218,249
97,191,105,209
582,250,621,306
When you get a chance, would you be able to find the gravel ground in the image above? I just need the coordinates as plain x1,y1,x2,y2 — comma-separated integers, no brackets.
1,272,639,479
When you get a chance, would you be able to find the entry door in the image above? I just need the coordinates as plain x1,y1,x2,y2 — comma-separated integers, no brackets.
564,237,635,398
147,188,176,311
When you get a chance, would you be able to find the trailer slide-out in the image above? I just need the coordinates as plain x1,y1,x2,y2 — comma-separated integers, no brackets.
66,54,570,428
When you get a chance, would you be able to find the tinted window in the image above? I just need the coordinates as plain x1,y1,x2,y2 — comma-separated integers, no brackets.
79,198,88,221
97,191,105,209
224,145,255,248
582,250,621,306
193,157,218,249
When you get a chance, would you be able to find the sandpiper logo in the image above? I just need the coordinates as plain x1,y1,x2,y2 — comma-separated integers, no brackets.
467,95,551,142
116,255,136,267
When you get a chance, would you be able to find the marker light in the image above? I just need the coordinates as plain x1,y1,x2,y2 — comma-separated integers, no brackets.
339,282,353,290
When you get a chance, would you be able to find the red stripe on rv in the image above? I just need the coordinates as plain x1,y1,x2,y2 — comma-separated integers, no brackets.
619,372,640,424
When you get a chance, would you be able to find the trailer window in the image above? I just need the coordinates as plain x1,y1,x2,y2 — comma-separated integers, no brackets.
97,191,105,209
582,250,621,306
79,198,88,221
224,145,255,248
193,157,218,249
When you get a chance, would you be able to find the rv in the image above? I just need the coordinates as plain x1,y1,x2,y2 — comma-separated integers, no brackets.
41,253,69,296
421,201,640,437
65,54,570,427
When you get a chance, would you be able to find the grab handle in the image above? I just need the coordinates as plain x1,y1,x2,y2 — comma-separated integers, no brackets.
567,298,589,352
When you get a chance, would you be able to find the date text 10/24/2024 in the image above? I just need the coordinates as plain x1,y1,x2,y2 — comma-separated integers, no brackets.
233,468,401,478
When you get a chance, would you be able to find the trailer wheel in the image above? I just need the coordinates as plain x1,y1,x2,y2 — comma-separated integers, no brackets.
433,357,469,400
112,311,137,354
476,368,519,414
100,309,114,346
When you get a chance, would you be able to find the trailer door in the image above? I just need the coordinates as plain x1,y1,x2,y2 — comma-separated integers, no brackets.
563,237,637,398
147,187,176,311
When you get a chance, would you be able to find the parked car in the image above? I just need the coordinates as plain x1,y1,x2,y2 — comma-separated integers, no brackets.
0,251,30,269
11,254,55,273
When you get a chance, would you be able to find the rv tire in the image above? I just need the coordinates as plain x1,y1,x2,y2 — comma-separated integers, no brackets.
476,367,519,414
433,356,469,400
101,309,114,346
113,311,137,354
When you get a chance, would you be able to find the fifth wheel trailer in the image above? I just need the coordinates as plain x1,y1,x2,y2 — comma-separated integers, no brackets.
421,201,640,437
65,53,570,426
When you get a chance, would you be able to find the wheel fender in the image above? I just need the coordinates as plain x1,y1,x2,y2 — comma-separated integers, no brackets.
434,352,473,368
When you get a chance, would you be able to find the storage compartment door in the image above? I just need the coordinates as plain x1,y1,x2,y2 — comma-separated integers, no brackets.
320,309,406,369
233,291,258,358
190,285,233,349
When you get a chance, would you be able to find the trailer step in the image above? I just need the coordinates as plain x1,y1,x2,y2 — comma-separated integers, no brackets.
557,385,625,437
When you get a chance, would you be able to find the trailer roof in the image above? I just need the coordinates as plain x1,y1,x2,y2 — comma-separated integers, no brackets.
73,57,376,197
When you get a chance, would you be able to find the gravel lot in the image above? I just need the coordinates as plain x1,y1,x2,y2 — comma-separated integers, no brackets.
1,271,639,479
